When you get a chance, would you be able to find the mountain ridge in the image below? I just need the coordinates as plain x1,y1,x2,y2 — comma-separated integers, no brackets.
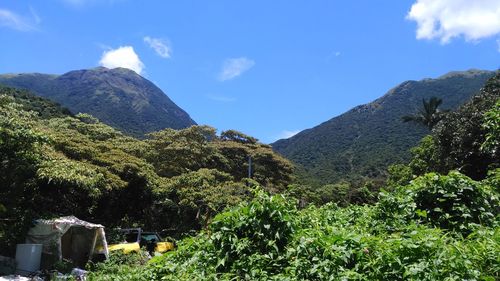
272,69,497,185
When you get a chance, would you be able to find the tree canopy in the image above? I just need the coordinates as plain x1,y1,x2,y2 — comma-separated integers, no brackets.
0,86,294,255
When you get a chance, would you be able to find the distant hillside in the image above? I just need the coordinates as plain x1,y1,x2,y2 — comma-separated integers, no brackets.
272,69,496,185
0,67,196,137
0,85,72,119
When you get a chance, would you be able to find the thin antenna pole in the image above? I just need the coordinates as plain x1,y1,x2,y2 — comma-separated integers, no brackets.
248,155,252,179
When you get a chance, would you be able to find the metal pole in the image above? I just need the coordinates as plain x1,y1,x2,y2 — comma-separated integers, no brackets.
248,156,252,179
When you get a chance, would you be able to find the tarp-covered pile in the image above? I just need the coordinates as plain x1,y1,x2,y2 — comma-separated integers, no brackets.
25,216,108,267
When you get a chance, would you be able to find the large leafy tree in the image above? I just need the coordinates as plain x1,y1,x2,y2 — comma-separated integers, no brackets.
431,74,499,180
402,97,447,129
0,95,47,254
481,100,500,154
146,126,294,189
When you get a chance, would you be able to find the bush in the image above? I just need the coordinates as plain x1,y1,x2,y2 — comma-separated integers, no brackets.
376,171,499,234
87,250,150,281
88,181,498,280
145,189,297,280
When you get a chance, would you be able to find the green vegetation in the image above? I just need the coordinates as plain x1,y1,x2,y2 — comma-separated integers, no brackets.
1,71,499,280
85,72,499,280
391,71,500,182
0,85,72,118
87,173,499,280
273,70,494,185
482,100,500,152
402,97,447,129
0,86,293,256
0,67,196,138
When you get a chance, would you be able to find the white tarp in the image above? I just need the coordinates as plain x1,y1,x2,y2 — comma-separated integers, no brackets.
0,275,31,281
25,216,108,267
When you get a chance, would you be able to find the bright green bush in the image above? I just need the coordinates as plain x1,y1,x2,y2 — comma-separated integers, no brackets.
208,190,296,276
144,189,297,280
377,171,499,234
87,250,150,281
482,100,500,154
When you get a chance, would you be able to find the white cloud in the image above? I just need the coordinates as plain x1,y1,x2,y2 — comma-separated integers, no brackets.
407,0,500,43
0,8,36,31
218,57,255,81
144,36,172,58
99,46,145,74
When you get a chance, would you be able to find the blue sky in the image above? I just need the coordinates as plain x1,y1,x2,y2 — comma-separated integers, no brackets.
1,0,499,143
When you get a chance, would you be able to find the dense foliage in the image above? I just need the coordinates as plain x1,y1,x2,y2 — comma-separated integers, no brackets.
0,67,196,137
0,86,293,255
88,172,499,280
273,70,494,185
389,71,500,184
86,71,500,280
0,85,72,118
482,100,500,152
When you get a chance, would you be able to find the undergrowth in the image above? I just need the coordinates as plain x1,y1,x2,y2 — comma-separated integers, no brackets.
88,171,500,281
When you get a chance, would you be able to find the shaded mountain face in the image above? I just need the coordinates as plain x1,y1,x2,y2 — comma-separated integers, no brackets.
272,70,496,185
0,67,196,137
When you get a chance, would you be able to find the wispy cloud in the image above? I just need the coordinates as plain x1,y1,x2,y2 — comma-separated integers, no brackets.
144,36,172,58
407,0,500,43
0,8,37,31
326,50,341,62
206,94,236,102
218,57,255,81
29,6,41,24
95,42,112,50
99,46,145,74
278,130,300,140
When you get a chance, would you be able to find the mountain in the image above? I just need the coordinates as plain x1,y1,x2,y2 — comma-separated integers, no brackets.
272,69,496,185
0,67,196,137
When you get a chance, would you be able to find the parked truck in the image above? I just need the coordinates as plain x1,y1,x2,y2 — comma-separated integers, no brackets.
107,228,175,254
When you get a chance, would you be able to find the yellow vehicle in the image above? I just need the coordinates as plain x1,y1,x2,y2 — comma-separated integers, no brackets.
108,228,175,254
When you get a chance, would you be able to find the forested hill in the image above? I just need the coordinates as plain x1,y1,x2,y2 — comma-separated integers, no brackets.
0,85,293,255
0,67,196,137
272,69,496,185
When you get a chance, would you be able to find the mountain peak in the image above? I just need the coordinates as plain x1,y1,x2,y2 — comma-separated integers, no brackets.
61,66,141,78
90,66,139,75
0,68,196,137
436,69,494,80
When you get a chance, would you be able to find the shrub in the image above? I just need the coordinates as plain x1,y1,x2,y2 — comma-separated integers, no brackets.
88,188,500,280
376,171,499,233
87,250,150,281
